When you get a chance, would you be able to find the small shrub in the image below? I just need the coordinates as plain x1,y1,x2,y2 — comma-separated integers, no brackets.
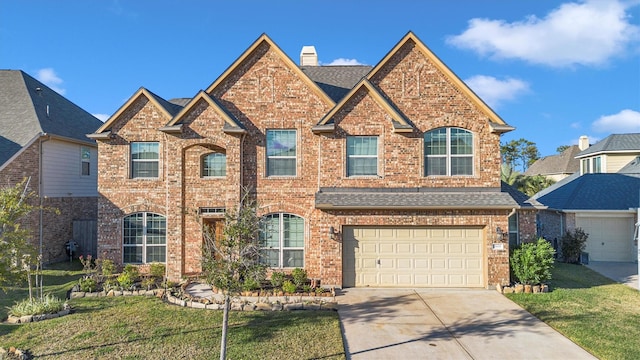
79,277,97,292
149,262,165,279
117,272,135,290
561,228,588,263
315,287,325,295
291,268,307,287
123,264,140,279
270,271,286,288
98,259,116,277
510,238,555,285
282,280,297,294
242,277,260,292
103,278,118,291
302,284,312,293
8,294,65,316
141,277,156,291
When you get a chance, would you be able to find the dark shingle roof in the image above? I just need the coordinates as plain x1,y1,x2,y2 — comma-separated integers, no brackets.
524,145,580,176
300,66,372,102
168,98,192,107
315,187,520,210
535,173,640,210
576,133,640,157
0,70,104,165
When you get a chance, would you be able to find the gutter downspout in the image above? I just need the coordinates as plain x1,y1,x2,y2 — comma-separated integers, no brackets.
239,133,246,202
39,133,50,298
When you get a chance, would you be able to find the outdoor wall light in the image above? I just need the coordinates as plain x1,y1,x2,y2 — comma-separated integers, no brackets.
329,226,336,240
496,226,506,241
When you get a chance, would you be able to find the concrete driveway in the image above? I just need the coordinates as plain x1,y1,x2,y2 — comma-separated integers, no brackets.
337,288,596,359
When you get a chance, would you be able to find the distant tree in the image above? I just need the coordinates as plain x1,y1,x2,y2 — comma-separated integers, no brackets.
0,179,37,292
200,190,265,360
501,138,540,172
556,145,571,153
500,163,521,185
514,175,556,197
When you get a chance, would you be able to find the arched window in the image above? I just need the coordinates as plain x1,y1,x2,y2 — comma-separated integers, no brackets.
259,213,304,268
202,152,226,177
123,212,166,263
424,128,473,176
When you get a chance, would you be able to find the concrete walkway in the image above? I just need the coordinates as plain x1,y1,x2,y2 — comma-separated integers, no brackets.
586,261,639,289
337,288,596,360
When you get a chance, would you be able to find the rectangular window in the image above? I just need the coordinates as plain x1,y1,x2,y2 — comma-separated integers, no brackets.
259,213,304,268
347,136,378,176
582,158,591,174
508,213,519,248
424,128,473,176
123,212,166,264
81,146,91,176
131,142,159,178
593,156,602,173
202,153,226,177
266,130,296,176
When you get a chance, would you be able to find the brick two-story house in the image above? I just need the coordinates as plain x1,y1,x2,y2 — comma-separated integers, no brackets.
89,32,534,288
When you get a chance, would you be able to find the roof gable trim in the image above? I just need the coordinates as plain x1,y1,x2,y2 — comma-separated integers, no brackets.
165,91,245,134
93,88,173,134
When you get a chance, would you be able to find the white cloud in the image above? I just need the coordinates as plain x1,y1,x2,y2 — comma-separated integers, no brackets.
463,75,529,108
447,0,639,67
570,122,582,129
591,109,640,133
92,113,110,122
324,58,365,66
35,68,66,95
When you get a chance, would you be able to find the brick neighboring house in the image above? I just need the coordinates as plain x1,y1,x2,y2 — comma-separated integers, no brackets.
0,70,103,263
90,32,535,288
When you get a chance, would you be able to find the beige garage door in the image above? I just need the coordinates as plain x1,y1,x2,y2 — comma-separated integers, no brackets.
343,227,484,288
576,215,635,262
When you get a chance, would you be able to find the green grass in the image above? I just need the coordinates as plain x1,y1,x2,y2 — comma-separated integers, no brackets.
506,262,640,360
0,261,345,359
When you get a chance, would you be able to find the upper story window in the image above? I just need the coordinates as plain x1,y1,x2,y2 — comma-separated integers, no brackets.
259,213,304,268
266,130,296,176
582,156,602,174
131,142,159,178
347,136,378,177
424,128,473,176
202,152,226,177
123,212,166,264
81,146,91,176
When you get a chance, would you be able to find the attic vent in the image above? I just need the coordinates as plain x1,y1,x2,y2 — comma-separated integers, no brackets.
300,46,318,66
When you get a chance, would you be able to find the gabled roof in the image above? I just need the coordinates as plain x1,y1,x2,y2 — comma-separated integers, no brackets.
164,91,245,134
618,156,640,178
524,145,580,176
300,65,372,102
313,79,414,133
576,133,640,158
533,173,640,211
501,181,544,209
0,70,103,165
367,31,514,133
93,87,183,135
205,33,335,108
315,187,520,210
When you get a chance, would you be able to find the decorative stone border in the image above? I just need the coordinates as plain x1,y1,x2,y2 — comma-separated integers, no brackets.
5,304,72,324
0,346,32,360
496,283,549,294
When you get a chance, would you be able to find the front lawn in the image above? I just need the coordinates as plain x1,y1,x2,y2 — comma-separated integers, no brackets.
1,262,345,359
506,262,640,360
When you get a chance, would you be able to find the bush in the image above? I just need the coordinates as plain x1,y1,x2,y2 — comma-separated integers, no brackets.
8,294,65,316
242,277,260,292
117,272,135,290
79,277,97,292
149,263,165,279
510,238,555,285
98,259,116,277
291,268,307,287
270,271,286,288
282,280,297,294
561,228,588,263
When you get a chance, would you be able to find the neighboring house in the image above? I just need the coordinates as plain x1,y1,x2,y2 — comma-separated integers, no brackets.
89,32,536,289
533,133,640,262
524,144,581,182
0,70,103,262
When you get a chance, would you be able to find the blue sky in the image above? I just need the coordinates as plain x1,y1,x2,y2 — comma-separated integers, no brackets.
1,0,638,156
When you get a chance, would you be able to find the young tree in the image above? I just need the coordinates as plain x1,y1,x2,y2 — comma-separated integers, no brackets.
556,145,571,153
200,191,266,360
0,179,37,292
501,138,540,172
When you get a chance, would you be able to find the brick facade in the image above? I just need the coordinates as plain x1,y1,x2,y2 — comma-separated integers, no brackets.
1,140,98,264
94,33,531,288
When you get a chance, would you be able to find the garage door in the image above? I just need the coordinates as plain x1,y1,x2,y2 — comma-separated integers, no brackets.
576,215,635,262
342,227,484,287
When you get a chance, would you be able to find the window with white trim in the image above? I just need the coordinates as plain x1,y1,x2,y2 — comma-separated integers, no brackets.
424,128,473,176
202,152,226,177
131,142,159,178
123,212,166,263
266,130,297,176
81,146,91,176
259,213,304,268
347,136,378,176
508,213,519,247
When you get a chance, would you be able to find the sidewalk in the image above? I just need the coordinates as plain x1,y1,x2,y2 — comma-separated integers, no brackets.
585,261,638,290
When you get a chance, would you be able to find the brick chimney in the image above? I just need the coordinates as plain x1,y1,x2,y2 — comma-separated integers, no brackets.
300,46,318,66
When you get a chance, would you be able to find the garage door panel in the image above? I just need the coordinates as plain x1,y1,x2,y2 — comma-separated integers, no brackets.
577,216,635,262
343,226,484,287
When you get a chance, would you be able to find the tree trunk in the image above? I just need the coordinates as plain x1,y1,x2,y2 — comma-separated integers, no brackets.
220,293,230,360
